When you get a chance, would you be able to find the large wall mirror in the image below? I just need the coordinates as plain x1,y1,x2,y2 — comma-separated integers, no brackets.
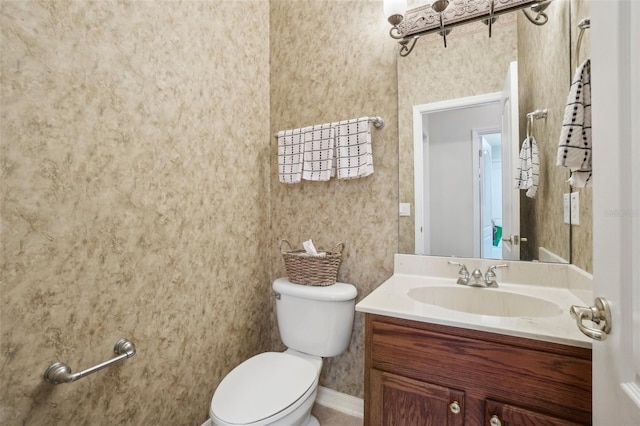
397,0,593,272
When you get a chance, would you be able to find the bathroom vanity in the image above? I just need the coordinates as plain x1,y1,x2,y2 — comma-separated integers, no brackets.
364,314,590,425
357,255,593,426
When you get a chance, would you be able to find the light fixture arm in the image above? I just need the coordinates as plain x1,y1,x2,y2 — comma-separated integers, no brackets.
399,37,419,57
389,24,405,40
523,0,552,25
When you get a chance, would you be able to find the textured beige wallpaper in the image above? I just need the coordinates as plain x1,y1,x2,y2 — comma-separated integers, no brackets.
1,1,271,424
517,0,592,272
397,18,518,253
269,0,398,398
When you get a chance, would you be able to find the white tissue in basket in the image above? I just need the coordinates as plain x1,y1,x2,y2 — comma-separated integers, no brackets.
302,239,327,257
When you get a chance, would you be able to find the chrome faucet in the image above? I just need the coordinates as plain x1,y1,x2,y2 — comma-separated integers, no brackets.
449,261,508,288
470,267,485,286
448,260,470,285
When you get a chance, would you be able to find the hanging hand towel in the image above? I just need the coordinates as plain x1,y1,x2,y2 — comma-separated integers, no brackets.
557,59,592,187
277,128,305,184
334,117,374,179
302,124,335,181
515,136,539,198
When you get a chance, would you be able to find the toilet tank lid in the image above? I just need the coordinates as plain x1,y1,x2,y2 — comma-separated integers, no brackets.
273,278,357,301
210,352,317,424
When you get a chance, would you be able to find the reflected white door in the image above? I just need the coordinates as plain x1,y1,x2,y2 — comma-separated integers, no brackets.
413,93,502,256
501,61,521,260
590,1,640,424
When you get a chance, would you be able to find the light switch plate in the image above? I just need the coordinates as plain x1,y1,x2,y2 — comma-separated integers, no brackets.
564,193,570,224
571,192,580,225
399,203,411,217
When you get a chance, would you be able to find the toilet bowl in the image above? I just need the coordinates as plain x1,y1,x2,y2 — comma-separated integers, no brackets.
210,350,322,426
208,278,357,426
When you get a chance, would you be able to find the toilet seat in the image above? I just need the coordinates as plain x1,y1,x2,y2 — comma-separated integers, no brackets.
210,352,318,425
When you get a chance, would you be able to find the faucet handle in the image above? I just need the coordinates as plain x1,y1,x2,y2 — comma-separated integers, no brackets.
448,260,470,284
486,263,508,275
448,260,469,275
485,264,508,286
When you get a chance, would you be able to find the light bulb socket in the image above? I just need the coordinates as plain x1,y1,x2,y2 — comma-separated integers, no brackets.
431,0,450,13
387,14,404,26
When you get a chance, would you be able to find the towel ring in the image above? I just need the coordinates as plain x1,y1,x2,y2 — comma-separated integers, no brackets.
576,17,591,69
525,109,549,139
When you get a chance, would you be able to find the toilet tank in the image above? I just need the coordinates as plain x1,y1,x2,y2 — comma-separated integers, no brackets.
273,278,357,357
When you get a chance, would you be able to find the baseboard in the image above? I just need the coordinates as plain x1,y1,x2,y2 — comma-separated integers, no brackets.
316,386,364,419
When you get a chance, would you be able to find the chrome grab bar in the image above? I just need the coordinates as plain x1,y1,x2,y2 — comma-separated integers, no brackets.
44,339,136,385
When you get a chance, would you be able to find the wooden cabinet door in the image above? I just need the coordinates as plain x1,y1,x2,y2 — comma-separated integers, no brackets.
485,399,587,426
368,368,465,426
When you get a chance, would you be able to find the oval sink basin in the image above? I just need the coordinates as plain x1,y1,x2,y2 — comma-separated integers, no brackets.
407,286,563,317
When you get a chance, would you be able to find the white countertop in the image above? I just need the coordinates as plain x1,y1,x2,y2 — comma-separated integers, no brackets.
356,272,593,349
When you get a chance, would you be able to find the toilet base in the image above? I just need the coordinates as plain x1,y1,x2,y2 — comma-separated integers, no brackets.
204,414,318,426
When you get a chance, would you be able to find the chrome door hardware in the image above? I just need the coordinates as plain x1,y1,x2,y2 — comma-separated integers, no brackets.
570,297,612,341
501,235,528,245
44,339,136,384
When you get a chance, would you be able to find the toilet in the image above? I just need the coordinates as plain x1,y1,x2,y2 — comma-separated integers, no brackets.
208,277,357,426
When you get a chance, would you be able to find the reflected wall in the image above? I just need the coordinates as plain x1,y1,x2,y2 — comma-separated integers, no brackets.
517,0,592,272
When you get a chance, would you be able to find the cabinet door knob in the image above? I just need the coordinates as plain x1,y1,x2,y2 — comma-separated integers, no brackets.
449,401,461,414
489,415,502,426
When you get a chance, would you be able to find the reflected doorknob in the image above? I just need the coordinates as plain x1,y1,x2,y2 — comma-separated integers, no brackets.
570,297,612,341
501,235,528,245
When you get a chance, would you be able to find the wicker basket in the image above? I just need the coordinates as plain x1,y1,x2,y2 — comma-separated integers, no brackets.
280,240,343,286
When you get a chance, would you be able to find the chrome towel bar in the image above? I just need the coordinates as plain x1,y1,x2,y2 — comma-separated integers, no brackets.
44,338,136,385
274,116,384,138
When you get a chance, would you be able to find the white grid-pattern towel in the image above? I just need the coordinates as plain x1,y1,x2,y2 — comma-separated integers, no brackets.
277,128,305,184
557,59,592,187
334,117,374,179
515,136,540,198
302,124,335,181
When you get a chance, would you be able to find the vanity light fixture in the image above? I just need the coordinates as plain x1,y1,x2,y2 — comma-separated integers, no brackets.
384,0,553,57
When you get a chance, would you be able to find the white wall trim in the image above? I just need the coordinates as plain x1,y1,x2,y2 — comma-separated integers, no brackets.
316,386,364,419
538,246,568,264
